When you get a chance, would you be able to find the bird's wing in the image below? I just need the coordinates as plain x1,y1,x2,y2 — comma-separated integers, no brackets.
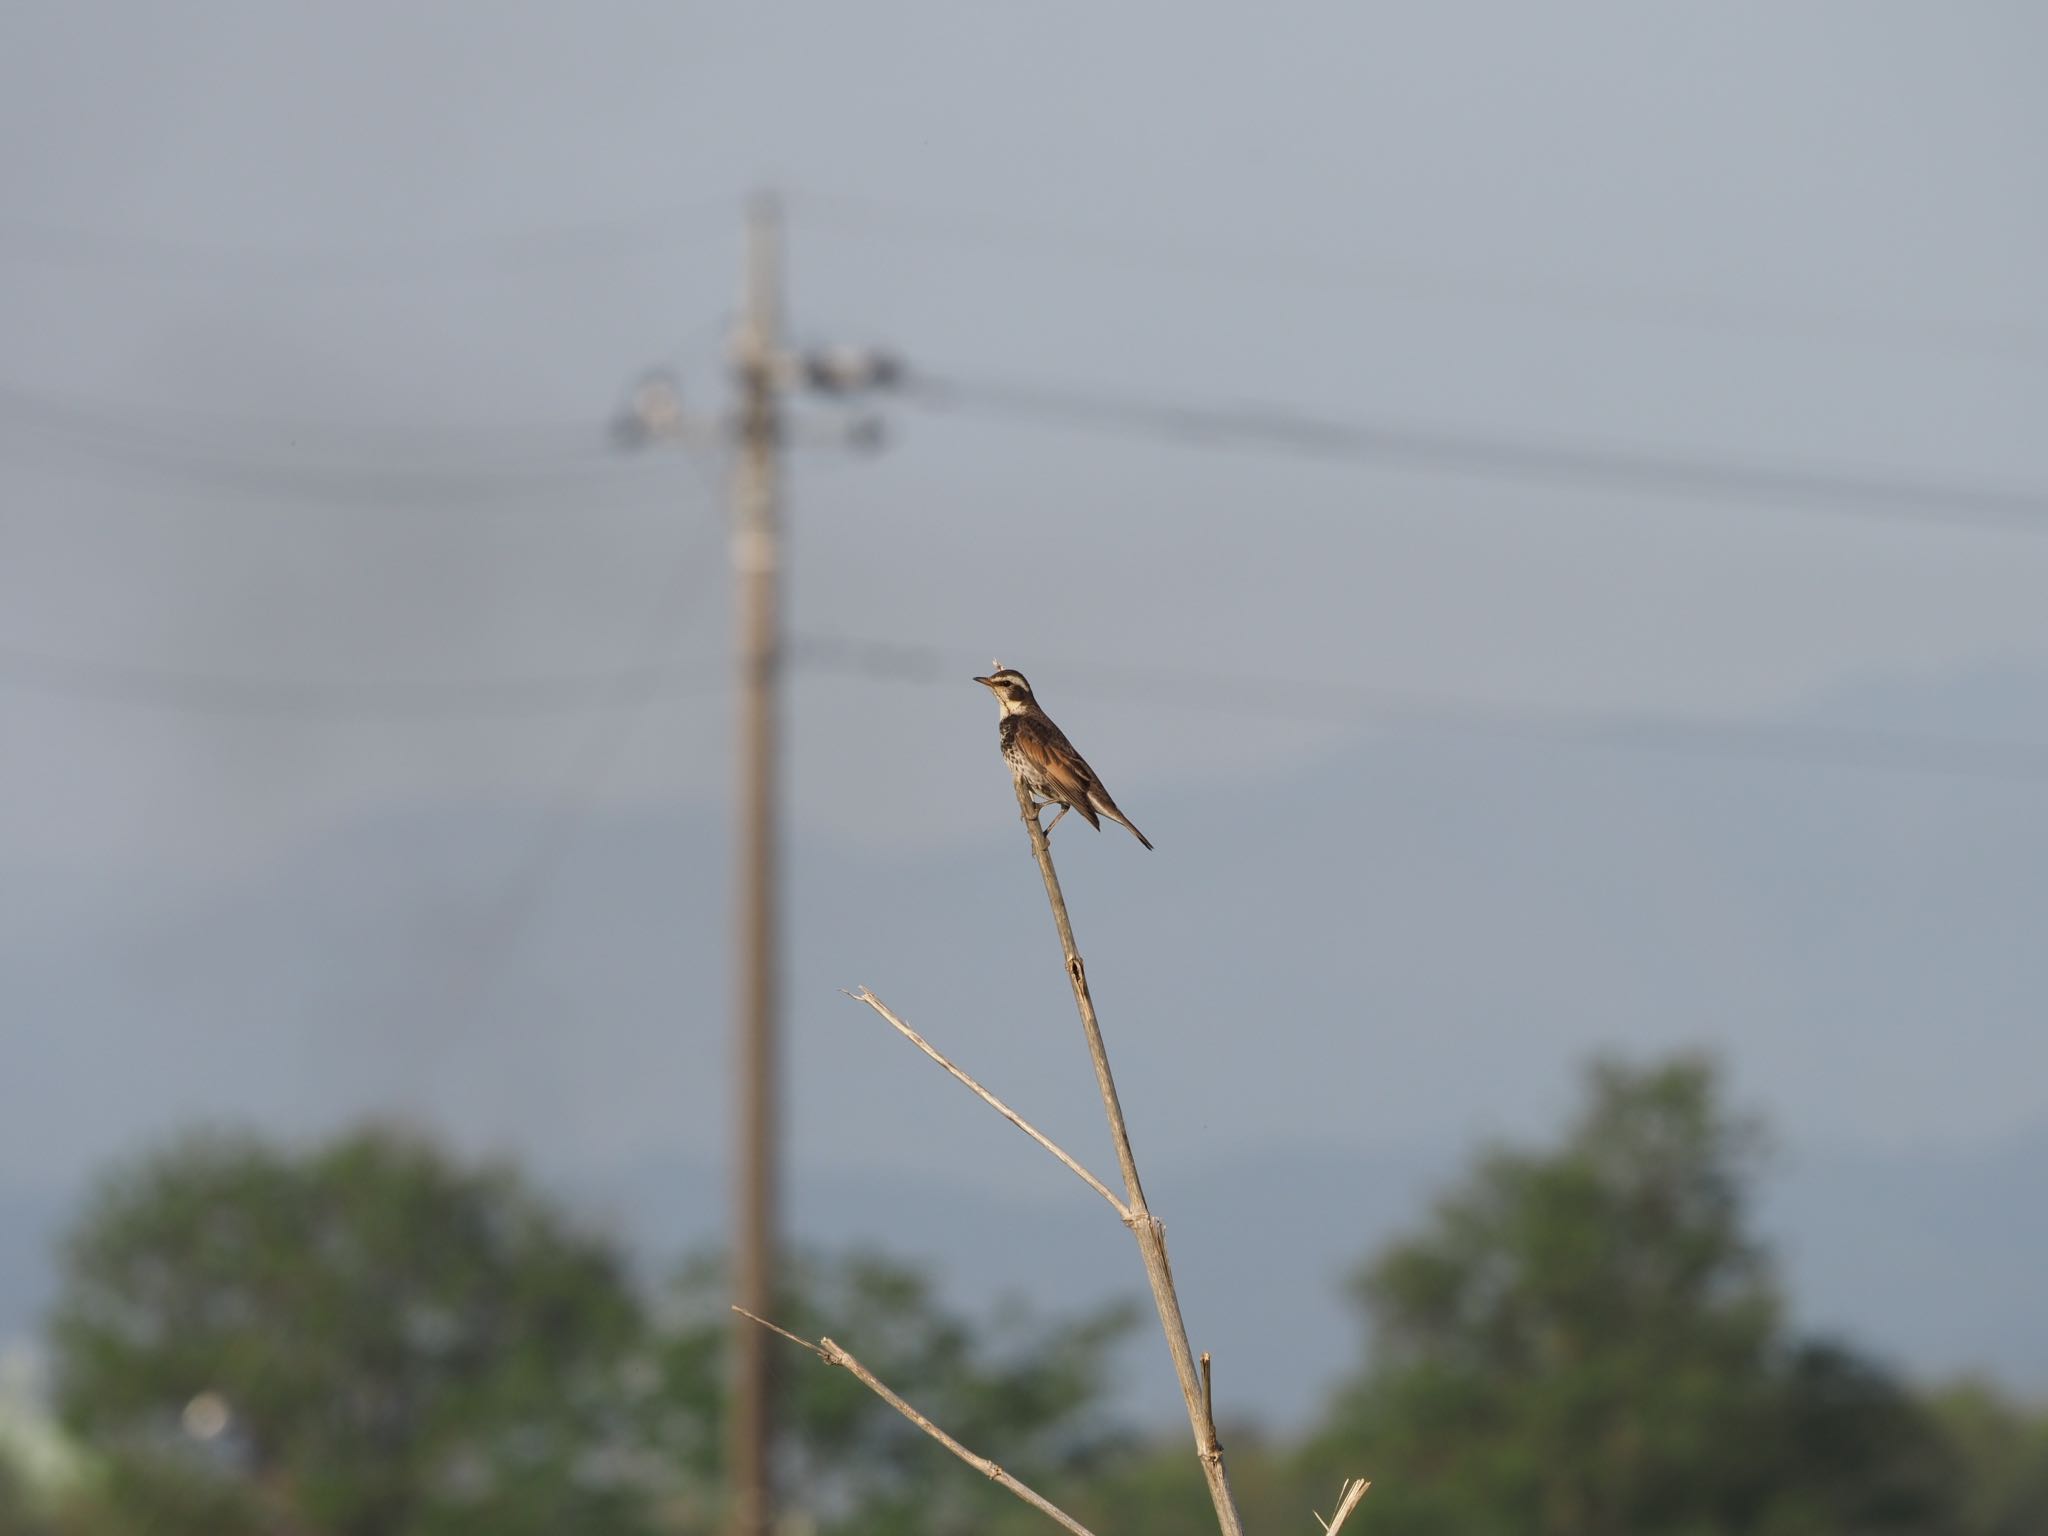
1026,721,1104,826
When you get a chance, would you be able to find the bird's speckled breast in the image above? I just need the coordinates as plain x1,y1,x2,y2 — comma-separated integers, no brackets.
995,714,1040,788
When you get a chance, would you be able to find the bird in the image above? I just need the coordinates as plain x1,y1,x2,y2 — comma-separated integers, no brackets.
972,667,1153,849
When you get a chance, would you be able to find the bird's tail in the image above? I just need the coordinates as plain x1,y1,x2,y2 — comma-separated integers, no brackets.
1093,792,1153,850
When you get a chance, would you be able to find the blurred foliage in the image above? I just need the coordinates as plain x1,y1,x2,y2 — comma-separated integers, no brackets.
24,1072,2048,1536
641,1248,1137,1536
49,1127,649,1536
20,1453,268,1536
0,1456,44,1534
37,1125,1135,1536
1303,1055,1963,1536
1930,1378,2048,1536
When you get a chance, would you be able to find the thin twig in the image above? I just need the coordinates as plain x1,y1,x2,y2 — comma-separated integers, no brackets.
1314,1478,1373,1536
846,987,1133,1222
1010,779,1246,1536
733,1306,1103,1536
731,1306,815,1354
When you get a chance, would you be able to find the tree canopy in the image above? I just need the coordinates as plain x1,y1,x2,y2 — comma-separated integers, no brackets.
1307,1056,1962,1536
32,1071,2048,1536
45,1126,1136,1536
52,1128,650,1536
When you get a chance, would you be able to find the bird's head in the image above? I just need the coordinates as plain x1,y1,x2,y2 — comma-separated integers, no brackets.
972,667,1036,716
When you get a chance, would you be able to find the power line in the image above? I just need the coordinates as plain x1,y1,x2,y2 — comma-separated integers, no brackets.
793,188,2048,368
0,380,610,453
0,382,667,502
0,643,719,719
18,626,2048,792
907,372,2048,538
0,197,737,282
11,361,2042,540
793,633,2048,790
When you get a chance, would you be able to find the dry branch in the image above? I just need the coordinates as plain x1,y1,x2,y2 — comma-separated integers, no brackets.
1008,779,1245,1536
733,1307,1102,1536
1315,1478,1372,1536
846,987,1132,1222
781,761,1374,1536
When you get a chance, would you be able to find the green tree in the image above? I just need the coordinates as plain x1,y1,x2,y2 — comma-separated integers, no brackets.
642,1249,1137,1536
0,1453,46,1535
51,1127,649,1536
1307,1056,1960,1536
1929,1378,2048,1536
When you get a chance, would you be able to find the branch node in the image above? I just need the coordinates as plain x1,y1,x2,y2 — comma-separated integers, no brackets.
1200,1349,1219,1453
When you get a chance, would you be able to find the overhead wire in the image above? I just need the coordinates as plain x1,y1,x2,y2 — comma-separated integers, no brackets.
0,444,729,719
14,614,2048,793
0,196,739,282
1,251,2041,780
0,643,718,720
793,188,2048,368
0,302,739,482
792,633,2048,791
905,372,2048,538
0,381,659,503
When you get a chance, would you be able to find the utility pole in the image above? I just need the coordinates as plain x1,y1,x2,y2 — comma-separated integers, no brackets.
612,192,902,1536
728,189,783,1536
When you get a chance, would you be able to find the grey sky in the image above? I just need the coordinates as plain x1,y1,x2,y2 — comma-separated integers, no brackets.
4,3,2047,1422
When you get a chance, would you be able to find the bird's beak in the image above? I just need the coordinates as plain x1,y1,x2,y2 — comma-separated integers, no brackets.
971,675,996,689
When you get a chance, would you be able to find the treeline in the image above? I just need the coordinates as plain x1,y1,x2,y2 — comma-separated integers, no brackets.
4,1058,2044,1536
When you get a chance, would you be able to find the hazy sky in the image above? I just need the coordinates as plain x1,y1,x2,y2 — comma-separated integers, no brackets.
4,3,2047,1419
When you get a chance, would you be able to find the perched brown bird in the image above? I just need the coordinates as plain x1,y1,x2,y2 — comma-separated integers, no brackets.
973,667,1153,849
